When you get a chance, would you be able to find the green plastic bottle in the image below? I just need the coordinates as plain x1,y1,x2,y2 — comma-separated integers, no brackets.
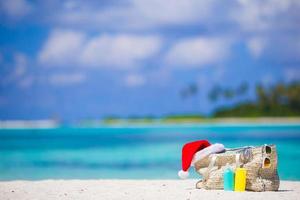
223,163,234,191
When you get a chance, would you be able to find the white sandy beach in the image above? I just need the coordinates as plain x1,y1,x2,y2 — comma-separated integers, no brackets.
0,180,299,200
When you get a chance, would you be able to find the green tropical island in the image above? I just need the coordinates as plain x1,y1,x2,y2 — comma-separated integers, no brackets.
97,82,300,125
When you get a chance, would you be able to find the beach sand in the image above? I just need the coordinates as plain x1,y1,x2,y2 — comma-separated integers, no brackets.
0,180,299,200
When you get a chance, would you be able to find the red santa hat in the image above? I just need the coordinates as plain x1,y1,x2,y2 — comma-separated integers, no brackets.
178,140,211,179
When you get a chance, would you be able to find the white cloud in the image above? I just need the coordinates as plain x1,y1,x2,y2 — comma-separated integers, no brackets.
1,52,30,87
285,68,300,82
247,37,266,58
0,0,32,19
131,0,214,26
245,35,300,61
44,0,298,35
80,34,161,68
49,73,86,86
63,0,79,10
165,37,231,68
2,0,299,34
54,0,217,30
38,30,162,69
38,30,86,66
232,0,297,32
125,73,146,87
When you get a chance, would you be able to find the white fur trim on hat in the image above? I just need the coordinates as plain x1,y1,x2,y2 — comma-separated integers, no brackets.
178,170,189,179
191,143,225,166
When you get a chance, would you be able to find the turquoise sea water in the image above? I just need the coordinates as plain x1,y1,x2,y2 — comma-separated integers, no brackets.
0,124,300,180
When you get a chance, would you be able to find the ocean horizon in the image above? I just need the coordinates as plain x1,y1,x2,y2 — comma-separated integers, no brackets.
0,123,300,181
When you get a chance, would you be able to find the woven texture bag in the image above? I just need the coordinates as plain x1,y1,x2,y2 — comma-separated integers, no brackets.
194,144,280,192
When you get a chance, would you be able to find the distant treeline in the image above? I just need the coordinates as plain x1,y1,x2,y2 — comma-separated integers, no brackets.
100,82,300,124
213,82,300,117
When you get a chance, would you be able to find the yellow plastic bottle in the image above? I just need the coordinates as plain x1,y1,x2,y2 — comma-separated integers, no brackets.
234,168,246,191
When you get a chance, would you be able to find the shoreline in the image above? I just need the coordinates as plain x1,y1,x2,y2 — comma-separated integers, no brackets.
1,180,299,200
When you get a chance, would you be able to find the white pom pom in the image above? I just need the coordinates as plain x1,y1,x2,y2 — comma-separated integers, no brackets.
178,170,189,179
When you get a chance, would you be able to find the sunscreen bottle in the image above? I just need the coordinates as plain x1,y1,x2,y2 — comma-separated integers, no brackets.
223,163,234,191
234,167,246,191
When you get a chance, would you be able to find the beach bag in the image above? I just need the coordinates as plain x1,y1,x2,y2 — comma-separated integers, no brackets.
194,144,280,192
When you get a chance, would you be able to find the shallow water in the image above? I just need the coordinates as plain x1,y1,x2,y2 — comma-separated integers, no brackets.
0,124,299,180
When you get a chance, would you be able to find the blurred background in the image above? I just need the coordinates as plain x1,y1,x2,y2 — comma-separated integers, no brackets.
0,0,299,180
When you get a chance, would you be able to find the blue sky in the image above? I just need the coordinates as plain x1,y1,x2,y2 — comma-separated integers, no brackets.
0,0,300,121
